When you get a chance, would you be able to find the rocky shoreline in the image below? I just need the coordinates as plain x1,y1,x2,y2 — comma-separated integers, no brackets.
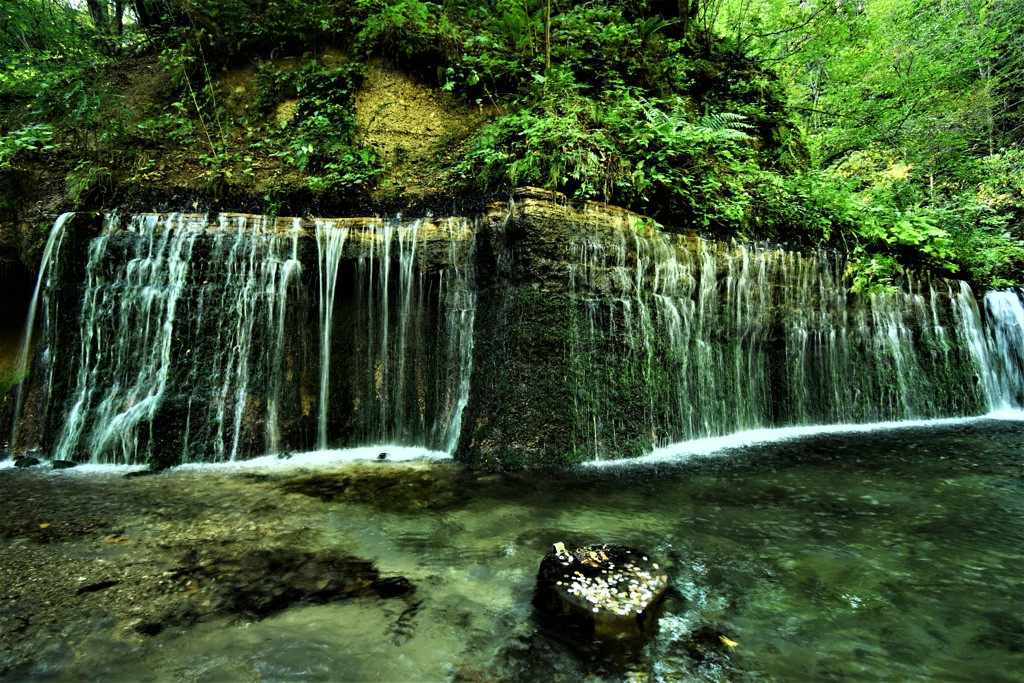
0,463,425,680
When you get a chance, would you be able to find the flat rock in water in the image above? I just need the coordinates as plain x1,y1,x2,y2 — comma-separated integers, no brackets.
534,543,668,642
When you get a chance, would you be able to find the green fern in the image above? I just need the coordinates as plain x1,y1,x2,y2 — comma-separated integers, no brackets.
642,100,753,143
697,112,754,138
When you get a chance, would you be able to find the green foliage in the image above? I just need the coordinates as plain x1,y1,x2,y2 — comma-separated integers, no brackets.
450,1,688,98
1,0,146,102
257,58,384,192
133,105,198,146
67,160,114,207
0,124,57,170
353,0,451,59
458,79,757,230
945,149,1024,286
34,75,132,157
1,1,94,88
845,207,957,294
746,169,845,243
832,147,1023,290
845,253,904,296
0,0,1017,288
701,0,1024,287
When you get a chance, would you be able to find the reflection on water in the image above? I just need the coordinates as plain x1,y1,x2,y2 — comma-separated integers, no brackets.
7,418,1024,682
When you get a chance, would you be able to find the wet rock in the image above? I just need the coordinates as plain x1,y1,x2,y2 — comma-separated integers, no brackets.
175,547,416,620
75,580,119,595
654,624,746,682
133,621,164,636
679,625,739,663
278,466,467,512
534,542,668,643
51,460,77,470
123,468,161,478
14,456,40,468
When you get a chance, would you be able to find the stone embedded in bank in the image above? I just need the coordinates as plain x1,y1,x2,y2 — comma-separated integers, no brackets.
534,542,669,641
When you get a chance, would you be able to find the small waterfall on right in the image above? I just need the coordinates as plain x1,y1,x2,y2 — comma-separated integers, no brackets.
567,220,1022,458
983,290,1024,408
955,287,1024,411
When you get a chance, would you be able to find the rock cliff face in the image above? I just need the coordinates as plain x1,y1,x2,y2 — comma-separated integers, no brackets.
458,189,1007,469
4,190,1016,470
458,189,669,469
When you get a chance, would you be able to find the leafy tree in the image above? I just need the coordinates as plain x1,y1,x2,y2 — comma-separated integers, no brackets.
0,0,1018,287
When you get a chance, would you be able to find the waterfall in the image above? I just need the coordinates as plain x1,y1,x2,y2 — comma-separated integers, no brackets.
16,212,476,465
981,290,1024,409
438,218,477,454
47,214,297,464
8,206,1018,467
567,220,1021,458
266,218,303,455
8,212,72,454
315,217,477,451
315,220,349,449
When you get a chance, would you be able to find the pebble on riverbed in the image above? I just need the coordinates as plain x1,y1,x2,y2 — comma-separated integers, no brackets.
534,542,669,642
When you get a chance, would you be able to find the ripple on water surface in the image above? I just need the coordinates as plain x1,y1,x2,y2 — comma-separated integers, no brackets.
1,417,1021,681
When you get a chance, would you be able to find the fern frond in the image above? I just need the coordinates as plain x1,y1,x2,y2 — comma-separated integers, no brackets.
693,112,754,142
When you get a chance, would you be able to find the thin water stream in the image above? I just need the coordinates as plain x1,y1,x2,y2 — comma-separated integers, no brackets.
2,417,1020,681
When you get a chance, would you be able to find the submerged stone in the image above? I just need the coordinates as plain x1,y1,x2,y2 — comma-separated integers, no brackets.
51,460,77,470
13,456,40,468
176,547,415,620
278,465,468,512
534,542,668,643
678,625,741,664
123,469,161,479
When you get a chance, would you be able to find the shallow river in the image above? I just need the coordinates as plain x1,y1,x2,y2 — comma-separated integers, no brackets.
2,416,1022,682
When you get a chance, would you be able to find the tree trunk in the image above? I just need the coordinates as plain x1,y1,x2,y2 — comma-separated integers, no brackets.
85,0,110,34
114,0,125,36
545,0,551,71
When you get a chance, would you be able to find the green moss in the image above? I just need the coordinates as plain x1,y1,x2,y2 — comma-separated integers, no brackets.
457,285,590,471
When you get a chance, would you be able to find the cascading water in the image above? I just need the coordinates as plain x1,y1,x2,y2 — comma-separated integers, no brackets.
954,286,1024,411
567,219,1022,458
47,213,305,464
315,220,349,450
8,212,72,454
316,216,477,451
983,290,1024,408
16,212,476,465
6,205,1020,467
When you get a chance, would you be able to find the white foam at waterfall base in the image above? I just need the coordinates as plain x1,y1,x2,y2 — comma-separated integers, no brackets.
586,410,1024,468
0,445,452,475
163,445,451,471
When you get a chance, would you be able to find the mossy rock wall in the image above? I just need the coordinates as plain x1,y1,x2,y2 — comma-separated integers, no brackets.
11,212,102,453
457,190,661,469
456,188,993,470
5,192,1001,470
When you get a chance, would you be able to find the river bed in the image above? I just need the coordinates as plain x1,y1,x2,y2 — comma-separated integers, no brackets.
1,417,1022,681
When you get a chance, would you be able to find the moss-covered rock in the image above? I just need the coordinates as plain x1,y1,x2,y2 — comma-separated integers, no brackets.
457,189,671,470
